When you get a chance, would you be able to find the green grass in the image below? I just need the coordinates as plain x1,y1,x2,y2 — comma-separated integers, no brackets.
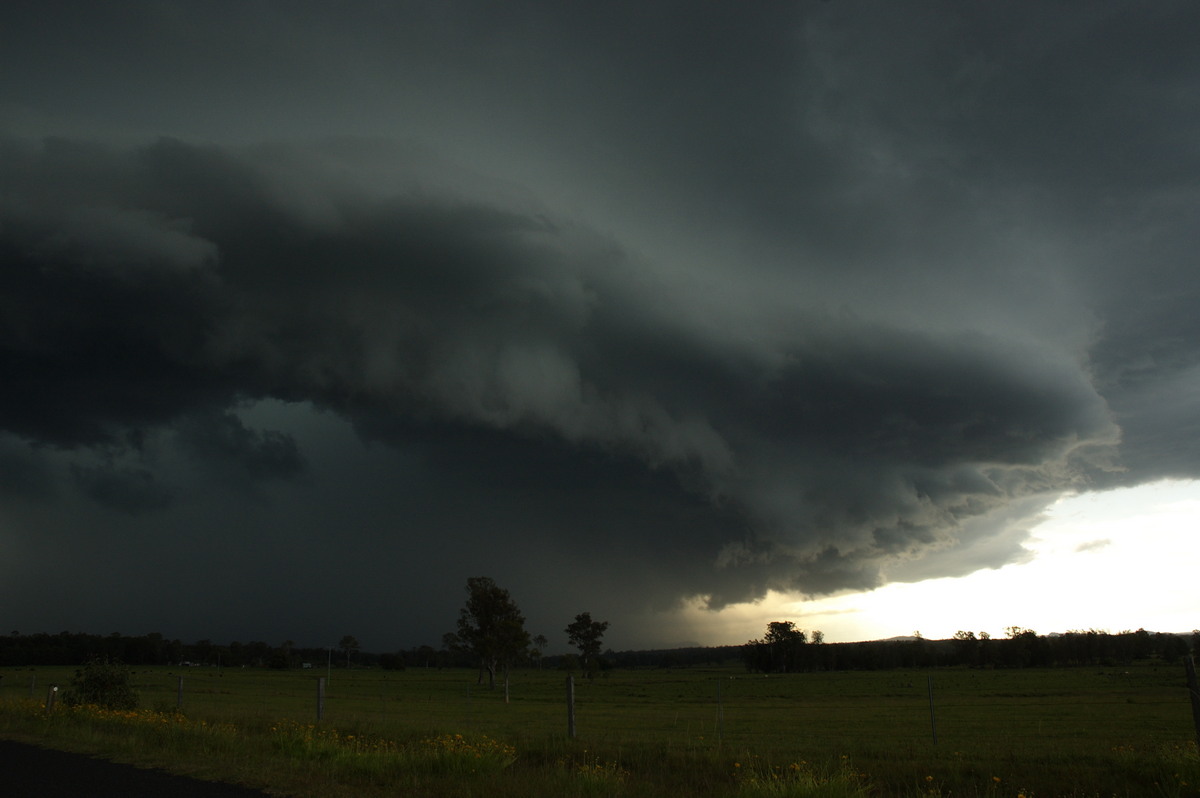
2,663,1198,797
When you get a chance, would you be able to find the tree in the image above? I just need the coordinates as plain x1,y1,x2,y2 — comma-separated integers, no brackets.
194,638,214,665
415,644,437,668
453,577,530,698
531,634,549,669
269,640,294,670
565,612,610,678
953,630,979,667
1002,627,1041,668
339,635,360,669
743,621,807,673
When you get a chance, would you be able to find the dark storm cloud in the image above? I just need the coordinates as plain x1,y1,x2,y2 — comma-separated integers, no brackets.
0,434,56,500
0,0,1197,646
0,134,1117,595
69,462,173,515
175,411,304,482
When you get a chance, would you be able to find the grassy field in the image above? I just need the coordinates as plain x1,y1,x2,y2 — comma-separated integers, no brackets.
2,662,1198,797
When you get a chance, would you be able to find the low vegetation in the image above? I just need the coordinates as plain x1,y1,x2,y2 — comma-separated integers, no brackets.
62,657,140,710
2,662,1198,797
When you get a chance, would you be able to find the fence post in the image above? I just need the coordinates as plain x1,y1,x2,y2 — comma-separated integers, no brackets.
1185,656,1200,753
177,675,184,711
45,684,58,712
317,676,326,723
927,675,938,745
566,675,576,739
716,678,724,747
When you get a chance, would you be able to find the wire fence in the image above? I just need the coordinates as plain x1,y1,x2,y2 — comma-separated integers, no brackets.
4,662,1198,756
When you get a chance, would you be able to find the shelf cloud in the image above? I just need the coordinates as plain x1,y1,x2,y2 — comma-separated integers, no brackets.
1,1,1197,648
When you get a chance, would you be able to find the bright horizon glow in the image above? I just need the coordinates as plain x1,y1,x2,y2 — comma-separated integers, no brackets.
679,479,1200,646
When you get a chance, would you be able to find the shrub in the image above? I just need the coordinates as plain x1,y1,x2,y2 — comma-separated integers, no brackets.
63,657,139,710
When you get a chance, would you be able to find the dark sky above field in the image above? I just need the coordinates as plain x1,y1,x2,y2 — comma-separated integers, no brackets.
2,1,1198,651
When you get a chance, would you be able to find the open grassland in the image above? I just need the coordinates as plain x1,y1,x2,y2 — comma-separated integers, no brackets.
2,663,1198,797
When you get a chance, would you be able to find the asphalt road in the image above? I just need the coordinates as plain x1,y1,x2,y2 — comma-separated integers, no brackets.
0,740,275,797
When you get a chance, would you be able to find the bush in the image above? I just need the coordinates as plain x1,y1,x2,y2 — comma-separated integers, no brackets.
63,657,139,710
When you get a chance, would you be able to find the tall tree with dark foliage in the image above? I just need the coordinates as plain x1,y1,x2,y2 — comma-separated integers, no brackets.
453,577,529,698
565,612,610,678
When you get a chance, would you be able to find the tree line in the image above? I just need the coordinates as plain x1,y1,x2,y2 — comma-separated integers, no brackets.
0,577,613,682
6,608,1196,676
742,623,1200,672
0,631,369,669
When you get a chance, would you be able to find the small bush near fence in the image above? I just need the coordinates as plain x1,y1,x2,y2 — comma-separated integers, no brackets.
63,658,139,711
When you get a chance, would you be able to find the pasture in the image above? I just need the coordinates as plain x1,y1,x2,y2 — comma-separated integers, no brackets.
1,662,1197,797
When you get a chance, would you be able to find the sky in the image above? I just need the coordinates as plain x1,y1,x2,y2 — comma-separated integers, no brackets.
1,1,1198,653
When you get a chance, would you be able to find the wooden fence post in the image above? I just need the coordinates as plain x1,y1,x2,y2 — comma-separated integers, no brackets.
317,677,326,723
1185,656,1200,754
566,675,576,739
716,678,724,747
177,675,184,711
45,684,58,712
927,676,938,745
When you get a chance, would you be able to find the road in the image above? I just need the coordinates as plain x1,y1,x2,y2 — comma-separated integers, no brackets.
0,740,275,797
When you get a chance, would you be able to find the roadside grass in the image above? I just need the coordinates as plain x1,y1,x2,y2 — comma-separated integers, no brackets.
1,663,1198,797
